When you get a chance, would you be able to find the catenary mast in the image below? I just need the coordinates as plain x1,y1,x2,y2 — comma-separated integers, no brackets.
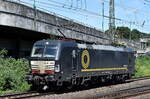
109,0,115,41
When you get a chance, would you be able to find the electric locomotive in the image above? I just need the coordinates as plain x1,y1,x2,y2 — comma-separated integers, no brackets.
26,40,135,90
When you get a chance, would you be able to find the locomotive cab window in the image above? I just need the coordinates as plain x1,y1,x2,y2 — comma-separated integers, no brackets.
31,45,58,58
43,46,57,58
31,45,44,57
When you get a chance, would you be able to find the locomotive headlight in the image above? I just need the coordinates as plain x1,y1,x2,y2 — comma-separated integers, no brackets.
31,61,36,65
30,61,38,70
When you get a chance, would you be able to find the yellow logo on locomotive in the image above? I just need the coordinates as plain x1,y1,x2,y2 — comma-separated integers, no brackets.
81,50,90,69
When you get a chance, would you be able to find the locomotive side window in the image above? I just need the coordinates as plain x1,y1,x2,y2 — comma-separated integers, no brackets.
43,46,57,58
31,45,44,57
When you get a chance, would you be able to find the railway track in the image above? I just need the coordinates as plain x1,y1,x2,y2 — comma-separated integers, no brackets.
96,85,150,99
1,77,150,99
126,76,150,82
0,91,54,99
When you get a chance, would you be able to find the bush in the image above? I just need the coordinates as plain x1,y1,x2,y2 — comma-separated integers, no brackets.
0,50,30,94
135,56,150,77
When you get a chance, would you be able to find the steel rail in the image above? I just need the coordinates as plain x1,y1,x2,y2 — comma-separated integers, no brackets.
94,84,150,99
1,77,150,99
126,76,150,82
0,91,54,99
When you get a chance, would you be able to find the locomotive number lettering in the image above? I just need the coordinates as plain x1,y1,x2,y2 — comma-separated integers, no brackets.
81,50,90,69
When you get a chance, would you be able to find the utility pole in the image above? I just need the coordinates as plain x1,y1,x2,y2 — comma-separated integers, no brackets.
102,2,104,32
109,0,115,41
129,22,132,41
33,0,37,30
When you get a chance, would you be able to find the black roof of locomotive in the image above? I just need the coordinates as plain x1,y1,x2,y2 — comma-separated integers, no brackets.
34,40,75,45
34,40,134,52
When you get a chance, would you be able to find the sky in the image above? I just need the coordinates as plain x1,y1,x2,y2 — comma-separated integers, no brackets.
11,0,150,33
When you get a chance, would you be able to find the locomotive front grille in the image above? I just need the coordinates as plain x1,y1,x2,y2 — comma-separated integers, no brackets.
31,65,38,70
30,61,55,74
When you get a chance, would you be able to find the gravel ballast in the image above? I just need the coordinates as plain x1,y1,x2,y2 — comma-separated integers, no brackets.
30,79,150,99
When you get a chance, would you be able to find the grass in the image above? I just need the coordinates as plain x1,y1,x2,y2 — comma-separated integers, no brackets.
0,57,31,95
135,56,150,77
0,49,30,95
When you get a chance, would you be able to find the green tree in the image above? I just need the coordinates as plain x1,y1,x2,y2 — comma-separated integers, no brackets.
0,50,30,95
116,27,131,39
131,29,141,40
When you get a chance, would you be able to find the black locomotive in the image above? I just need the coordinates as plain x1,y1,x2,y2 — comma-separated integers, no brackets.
26,40,135,90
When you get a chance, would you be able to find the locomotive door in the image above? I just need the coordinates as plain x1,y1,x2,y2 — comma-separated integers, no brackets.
72,49,78,72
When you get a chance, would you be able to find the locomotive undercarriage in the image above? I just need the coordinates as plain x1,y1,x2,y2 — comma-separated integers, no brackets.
69,73,130,87
26,73,131,90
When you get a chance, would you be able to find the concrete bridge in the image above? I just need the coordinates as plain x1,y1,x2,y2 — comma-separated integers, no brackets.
0,0,110,43
0,0,146,58
0,0,111,57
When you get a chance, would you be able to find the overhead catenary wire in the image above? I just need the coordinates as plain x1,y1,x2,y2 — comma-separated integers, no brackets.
28,0,144,27
8,0,150,32
11,0,146,28
102,0,150,25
